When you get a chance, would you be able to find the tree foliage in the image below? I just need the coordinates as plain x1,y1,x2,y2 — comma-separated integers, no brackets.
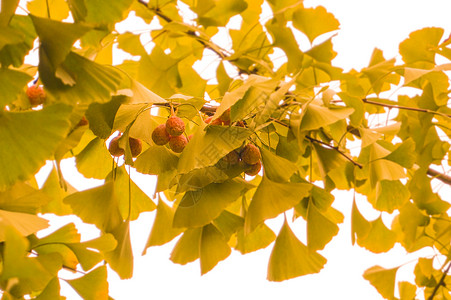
0,0,450,299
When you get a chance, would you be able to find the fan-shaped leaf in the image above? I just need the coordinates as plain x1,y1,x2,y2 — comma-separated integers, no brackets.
0,104,72,190
363,265,400,299
67,266,109,300
200,224,231,275
267,219,327,281
292,6,340,43
307,201,339,251
0,68,32,107
357,216,397,253
143,198,183,252
245,176,311,234
173,179,248,228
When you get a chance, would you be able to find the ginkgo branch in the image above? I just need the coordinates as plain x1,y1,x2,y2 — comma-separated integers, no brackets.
362,98,451,119
427,261,451,300
305,136,363,168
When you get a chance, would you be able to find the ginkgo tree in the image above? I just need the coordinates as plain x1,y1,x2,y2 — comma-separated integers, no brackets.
0,0,450,299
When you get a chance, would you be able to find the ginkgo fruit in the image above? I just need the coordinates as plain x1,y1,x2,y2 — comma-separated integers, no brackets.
165,116,185,136
219,108,231,124
26,85,46,106
129,137,142,157
77,116,89,127
221,150,240,165
240,144,261,165
204,116,213,124
245,160,262,176
108,135,142,157
152,124,171,145
169,135,188,153
108,136,125,157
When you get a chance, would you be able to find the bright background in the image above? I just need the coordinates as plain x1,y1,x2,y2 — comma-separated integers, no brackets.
29,0,451,299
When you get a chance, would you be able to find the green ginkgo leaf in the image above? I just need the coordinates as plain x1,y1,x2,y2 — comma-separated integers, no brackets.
266,21,303,73
300,103,354,131
245,176,311,234
30,15,90,69
399,27,443,65
85,96,124,139
200,224,231,275
104,219,133,279
143,198,183,253
260,147,298,182
383,138,416,168
1,226,62,295
351,198,371,245
0,182,50,214
363,265,400,300
63,181,122,232
35,277,64,300
67,266,109,300
235,223,275,254
52,52,123,103
214,75,270,120
368,143,406,188
212,210,244,241
107,167,156,221
267,219,327,282
0,0,19,27
369,180,410,213
170,227,202,265
0,68,32,107
306,201,339,251
67,234,117,272
410,169,450,215
292,6,340,43
135,145,179,175
173,179,248,228
40,167,75,216
84,0,134,26
359,127,382,148
0,16,37,67
357,216,397,253
75,137,112,180
0,104,72,190
313,143,348,179
177,123,251,174
195,0,247,27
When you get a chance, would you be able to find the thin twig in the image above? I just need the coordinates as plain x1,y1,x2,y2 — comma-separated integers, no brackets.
427,261,451,300
363,98,451,119
305,136,363,168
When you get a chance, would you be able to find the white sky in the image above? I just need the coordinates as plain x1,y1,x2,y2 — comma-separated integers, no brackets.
31,0,451,299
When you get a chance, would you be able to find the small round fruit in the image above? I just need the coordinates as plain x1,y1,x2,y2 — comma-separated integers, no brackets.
222,150,240,165
77,116,89,127
240,144,261,165
219,108,231,122
108,136,125,157
169,135,188,153
165,116,185,136
152,124,170,145
204,116,213,124
26,85,46,106
235,120,245,127
210,118,223,125
245,160,262,176
129,137,142,157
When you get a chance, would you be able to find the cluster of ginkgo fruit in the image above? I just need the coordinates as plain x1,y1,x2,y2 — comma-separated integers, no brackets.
26,83,262,176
